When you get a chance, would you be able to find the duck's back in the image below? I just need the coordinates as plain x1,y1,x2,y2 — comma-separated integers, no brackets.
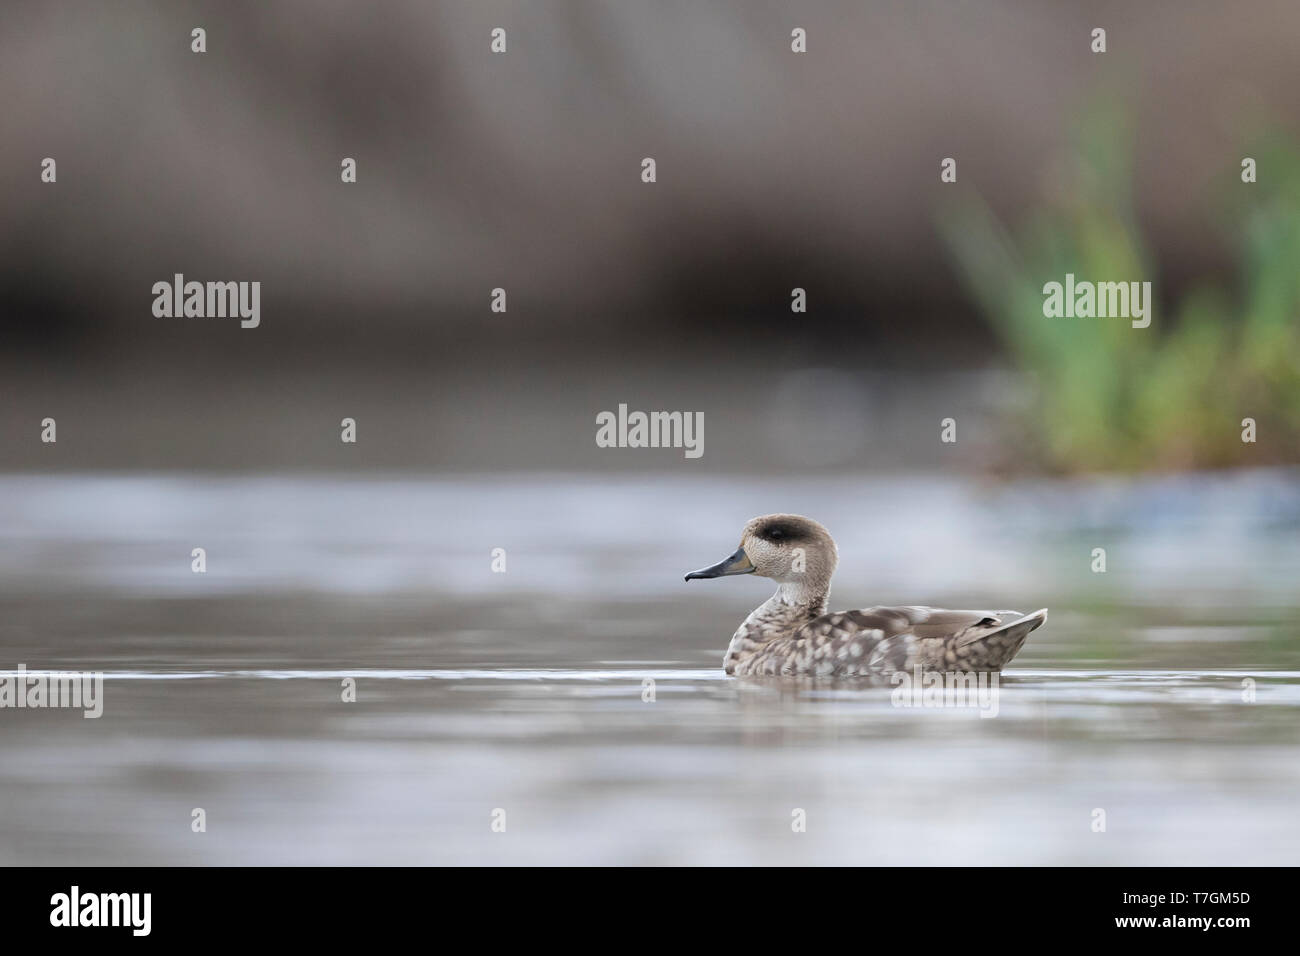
730,605,1045,678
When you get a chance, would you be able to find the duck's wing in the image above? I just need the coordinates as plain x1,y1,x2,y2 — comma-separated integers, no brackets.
794,605,1004,657
840,605,1019,640
829,605,1046,673
782,606,1046,677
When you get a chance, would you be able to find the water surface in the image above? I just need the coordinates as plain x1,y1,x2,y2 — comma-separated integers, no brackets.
2,472,1297,865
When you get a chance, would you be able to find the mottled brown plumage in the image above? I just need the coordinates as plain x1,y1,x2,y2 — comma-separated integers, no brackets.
685,514,1047,680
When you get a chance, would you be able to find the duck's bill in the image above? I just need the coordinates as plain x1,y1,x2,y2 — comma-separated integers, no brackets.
684,547,755,581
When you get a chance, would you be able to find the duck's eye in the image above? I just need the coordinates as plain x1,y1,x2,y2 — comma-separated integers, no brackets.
767,529,785,540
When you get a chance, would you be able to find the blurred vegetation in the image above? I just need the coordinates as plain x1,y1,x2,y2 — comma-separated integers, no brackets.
942,102,1300,473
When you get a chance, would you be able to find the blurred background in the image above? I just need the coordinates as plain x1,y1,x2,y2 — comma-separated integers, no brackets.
4,0,1299,473
2,1,1299,865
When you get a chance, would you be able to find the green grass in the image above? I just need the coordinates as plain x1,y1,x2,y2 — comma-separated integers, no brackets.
941,102,1300,473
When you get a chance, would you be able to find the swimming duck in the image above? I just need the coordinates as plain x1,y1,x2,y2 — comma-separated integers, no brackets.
685,514,1046,679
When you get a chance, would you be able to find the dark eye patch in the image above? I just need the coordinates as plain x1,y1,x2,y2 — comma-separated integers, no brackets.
758,520,805,542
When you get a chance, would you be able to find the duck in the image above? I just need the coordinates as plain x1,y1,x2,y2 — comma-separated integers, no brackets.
684,514,1046,679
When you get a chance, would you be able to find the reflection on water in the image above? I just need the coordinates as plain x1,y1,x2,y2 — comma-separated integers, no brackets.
1,472,1298,865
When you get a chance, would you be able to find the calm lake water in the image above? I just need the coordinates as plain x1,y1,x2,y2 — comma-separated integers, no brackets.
2,470,1298,865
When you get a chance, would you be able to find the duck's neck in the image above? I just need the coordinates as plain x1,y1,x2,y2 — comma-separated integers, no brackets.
740,582,830,644
772,579,829,615
723,581,830,673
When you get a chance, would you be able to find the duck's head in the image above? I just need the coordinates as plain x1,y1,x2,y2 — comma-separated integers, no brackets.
684,514,837,589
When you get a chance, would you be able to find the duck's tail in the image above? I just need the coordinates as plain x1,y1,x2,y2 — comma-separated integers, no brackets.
957,608,1047,669
1001,607,1048,635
